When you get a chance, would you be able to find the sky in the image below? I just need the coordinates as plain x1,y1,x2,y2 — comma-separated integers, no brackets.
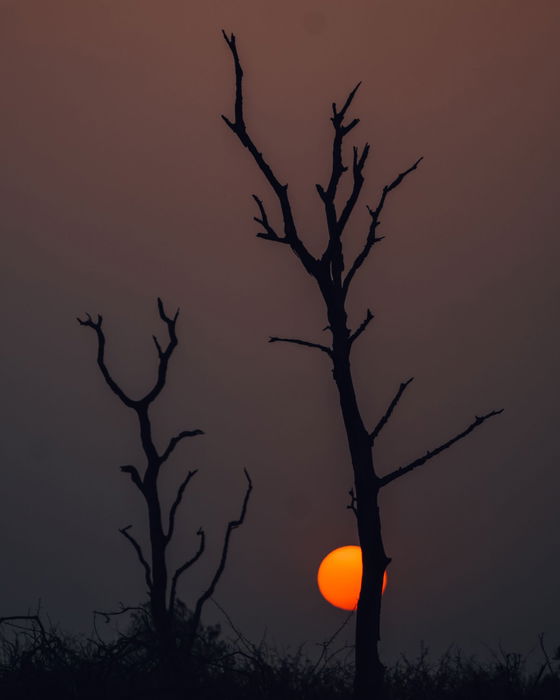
1,0,559,666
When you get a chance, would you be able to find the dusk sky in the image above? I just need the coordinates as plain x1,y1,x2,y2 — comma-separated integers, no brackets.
1,0,559,665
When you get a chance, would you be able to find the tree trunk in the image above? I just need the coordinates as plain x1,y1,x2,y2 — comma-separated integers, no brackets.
331,321,389,699
144,469,177,669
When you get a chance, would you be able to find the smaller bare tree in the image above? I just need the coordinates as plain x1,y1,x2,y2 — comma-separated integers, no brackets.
78,298,252,667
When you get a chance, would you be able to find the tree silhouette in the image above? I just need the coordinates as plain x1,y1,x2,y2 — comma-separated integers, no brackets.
222,33,502,699
78,298,252,669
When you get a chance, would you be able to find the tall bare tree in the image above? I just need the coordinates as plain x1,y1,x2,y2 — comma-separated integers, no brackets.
222,33,502,698
78,298,252,667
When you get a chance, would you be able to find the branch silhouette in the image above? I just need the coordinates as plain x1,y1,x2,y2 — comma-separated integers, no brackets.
380,409,504,487
370,377,415,445
118,525,152,590
190,469,253,632
269,335,333,357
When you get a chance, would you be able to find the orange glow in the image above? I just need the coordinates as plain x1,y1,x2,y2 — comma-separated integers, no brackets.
317,545,388,610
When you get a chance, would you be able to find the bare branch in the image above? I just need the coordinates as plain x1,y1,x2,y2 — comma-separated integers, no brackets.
118,525,152,590
160,429,204,464
333,82,361,123
222,31,319,277
152,335,163,359
322,83,363,204
379,409,504,487
349,309,374,347
269,335,333,358
370,377,414,444
77,313,136,408
343,157,423,295
317,85,368,284
141,298,179,405
169,527,205,612
166,469,198,544
337,143,370,236
191,469,253,630
252,195,288,244
119,464,144,493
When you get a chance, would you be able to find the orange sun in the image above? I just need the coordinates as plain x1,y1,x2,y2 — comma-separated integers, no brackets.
317,545,388,610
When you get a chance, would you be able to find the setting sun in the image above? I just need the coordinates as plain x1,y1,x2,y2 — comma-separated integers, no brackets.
317,546,388,610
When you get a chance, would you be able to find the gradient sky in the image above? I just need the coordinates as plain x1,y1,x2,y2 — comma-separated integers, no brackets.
1,0,559,665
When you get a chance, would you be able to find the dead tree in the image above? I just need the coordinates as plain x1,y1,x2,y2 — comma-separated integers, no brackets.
78,298,252,666
222,33,502,699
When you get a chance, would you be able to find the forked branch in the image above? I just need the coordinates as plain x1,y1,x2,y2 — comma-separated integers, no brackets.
370,377,414,444
222,31,318,277
142,298,180,405
337,143,370,236
343,157,423,295
253,195,288,244
379,409,504,487
77,313,136,408
78,298,181,408
316,83,363,237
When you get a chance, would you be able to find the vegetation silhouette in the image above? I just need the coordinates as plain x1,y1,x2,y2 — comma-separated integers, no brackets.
221,31,503,699
77,298,252,674
1,611,559,699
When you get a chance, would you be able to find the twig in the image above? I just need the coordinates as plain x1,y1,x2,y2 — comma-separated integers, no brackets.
370,378,414,444
269,336,333,358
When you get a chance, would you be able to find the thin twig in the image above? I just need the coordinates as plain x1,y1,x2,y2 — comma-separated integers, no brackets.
269,336,333,358
370,378,414,444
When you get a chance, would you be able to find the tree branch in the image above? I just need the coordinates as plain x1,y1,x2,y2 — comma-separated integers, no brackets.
77,313,136,408
252,194,288,244
222,31,319,277
141,298,179,405
269,335,333,358
166,469,198,545
370,377,414,444
191,469,253,631
169,527,205,612
316,85,368,285
337,143,370,236
119,464,144,493
343,157,423,295
379,409,504,487
118,525,152,590
160,429,204,464
349,309,374,347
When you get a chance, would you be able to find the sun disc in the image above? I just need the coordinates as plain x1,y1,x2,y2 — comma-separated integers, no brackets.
317,545,388,610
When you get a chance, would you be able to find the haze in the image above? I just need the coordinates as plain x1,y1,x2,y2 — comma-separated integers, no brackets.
1,0,559,664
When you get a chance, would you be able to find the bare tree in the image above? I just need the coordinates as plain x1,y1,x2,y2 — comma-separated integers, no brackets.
222,33,502,699
78,298,252,668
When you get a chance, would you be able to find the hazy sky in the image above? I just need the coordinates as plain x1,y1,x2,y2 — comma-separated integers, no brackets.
1,0,559,664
